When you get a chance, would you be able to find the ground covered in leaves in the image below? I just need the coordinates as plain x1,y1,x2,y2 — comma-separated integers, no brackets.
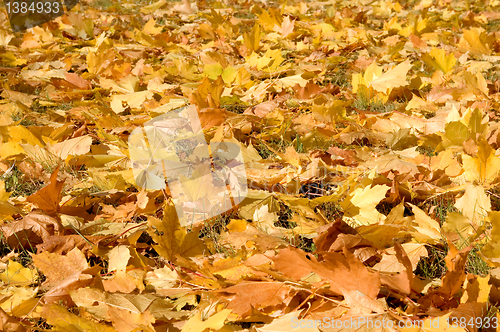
2,0,500,331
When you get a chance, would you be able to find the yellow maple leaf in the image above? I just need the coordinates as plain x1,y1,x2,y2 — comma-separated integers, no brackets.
480,212,500,266
454,183,491,223
422,47,456,74
460,274,490,304
341,184,390,226
352,61,383,94
243,24,261,52
369,60,412,93
462,139,500,185
0,260,38,286
181,309,232,332
408,203,442,244
245,49,284,72
458,28,491,56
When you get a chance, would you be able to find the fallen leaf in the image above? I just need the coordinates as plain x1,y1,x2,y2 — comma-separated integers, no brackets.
1,211,64,250
26,166,65,215
0,260,37,286
41,303,117,332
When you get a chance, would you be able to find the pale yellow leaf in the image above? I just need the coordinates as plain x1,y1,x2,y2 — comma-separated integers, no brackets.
108,245,131,273
454,183,491,223
341,184,390,226
370,60,412,93
181,309,232,332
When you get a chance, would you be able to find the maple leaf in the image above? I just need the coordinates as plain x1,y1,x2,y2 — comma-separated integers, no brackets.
0,260,38,286
422,48,457,74
462,138,500,185
369,60,412,93
146,200,207,263
26,166,64,215
33,248,89,288
42,303,116,332
0,308,27,332
1,210,64,250
272,246,380,298
189,76,224,110
217,281,290,317
341,184,390,226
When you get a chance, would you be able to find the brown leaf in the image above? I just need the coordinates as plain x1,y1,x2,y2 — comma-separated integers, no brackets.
17,160,48,182
197,108,226,129
146,201,207,263
313,219,358,253
323,249,381,298
33,248,89,287
379,243,413,295
189,76,224,110
41,271,94,306
243,100,277,117
324,233,373,253
1,211,64,250
409,33,427,49
51,72,92,90
441,241,472,299
102,270,146,294
35,234,105,255
342,289,387,315
327,146,358,166
449,302,488,332
220,224,288,252
26,166,65,215
294,82,322,100
419,241,472,310
63,72,92,90
217,281,291,317
272,246,380,298
0,308,27,332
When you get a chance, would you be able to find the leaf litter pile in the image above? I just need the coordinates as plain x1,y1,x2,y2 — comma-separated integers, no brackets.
3,0,500,331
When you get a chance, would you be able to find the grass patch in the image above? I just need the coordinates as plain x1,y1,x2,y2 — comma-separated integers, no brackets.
415,240,490,280
222,104,248,114
284,235,316,253
255,139,290,159
323,56,351,89
466,245,490,276
316,201,343,221
486,19,500,32
199,214,237,256
2,166,45,197
415,244,448,279
420,194,457,224
93,0,113,10
353,91,399,113
416,145,438,157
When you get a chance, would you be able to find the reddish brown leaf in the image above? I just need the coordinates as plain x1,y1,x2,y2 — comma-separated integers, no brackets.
0,308,26,332
33,248,89,287
1,211,64,250
294,82,322,100
26,166,65,215
217,281,291,317
272,246,380,298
